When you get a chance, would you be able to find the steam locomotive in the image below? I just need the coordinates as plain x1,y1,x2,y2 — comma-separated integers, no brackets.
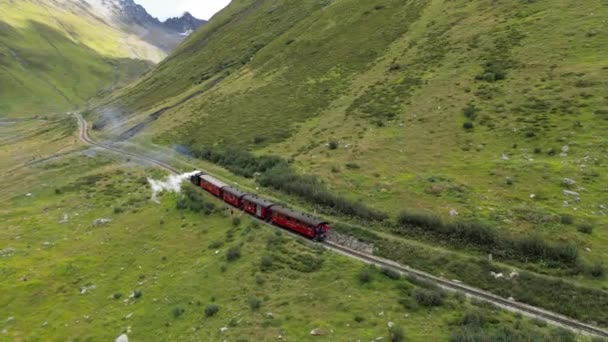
190,172,330,240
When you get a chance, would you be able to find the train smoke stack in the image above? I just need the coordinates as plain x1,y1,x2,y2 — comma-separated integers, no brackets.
147,171,199,203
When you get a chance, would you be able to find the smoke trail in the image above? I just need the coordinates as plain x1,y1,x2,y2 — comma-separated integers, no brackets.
147,171,200,203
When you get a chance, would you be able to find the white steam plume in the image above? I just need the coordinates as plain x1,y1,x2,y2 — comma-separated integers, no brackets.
147,171,200,203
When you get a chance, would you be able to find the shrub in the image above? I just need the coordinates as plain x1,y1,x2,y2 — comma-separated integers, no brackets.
577,223,593,234
255,274,266,285
345,162,361,170
253,136,266,144
328,140,339,150
172,307,185,318
534,147,542,154
208,241,223,249
397,211,443,230
459,310,487,328
113,292,122,300
260,255,273,271
226,247,241,262
232,217,241,227
390,325,405,342
463,121,474,130
560,214,574,225
205,304,219,317
248,297,262,311
590,262,605,279
463,104,477,120
354,314,365,323
358,266,373,284
132,290,142,299
413,288,444,307
380,267,401,280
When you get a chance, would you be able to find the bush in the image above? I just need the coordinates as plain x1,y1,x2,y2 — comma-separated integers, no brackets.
248,297,262,310
463,121,474,130
463,104,477,120
396,211,578,266
390,325,405,342
413,288,444,307
226,247,241,262
205,304,219,317
260,255,273,271
354,314,365,323
459,310,487,328
132,290,142,299
232,217,241,227
560,214,574,225
208,241,223,249
255,274,266,285
358,266,373,284
590,262,605,279
328,140,339,150
577,223,593,234
380,267,401,280
534,147,542,154
113,292,122,300
172,307,185,318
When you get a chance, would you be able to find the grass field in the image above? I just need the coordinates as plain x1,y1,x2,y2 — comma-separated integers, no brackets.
0,118,576,341
96,0,608,286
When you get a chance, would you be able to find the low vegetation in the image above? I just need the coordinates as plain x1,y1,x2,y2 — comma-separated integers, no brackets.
396,211,578,266
190,147,387,221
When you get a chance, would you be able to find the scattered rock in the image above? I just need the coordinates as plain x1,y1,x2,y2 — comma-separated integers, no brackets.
600,204,606,210
508,297,515,301
59,213,69,224
125,313,133,319
561,145,570,153
378,311,384,317
563,178,576,186
585,248,592,252
501,153,510,161
25,193,32,197
266,312,274,319
6,317,14,323
80,284,96,295
509,271,519,279
1,329,6,335
93,218,112,227
310,328,330,336
449,209,459,217
530,194,536,199
563,190,580,197
115,334,128,342
220,327,228,333
490,272,504,279
42,321,48,327
0,248,16,257
325,231,374,255
387,321,395,328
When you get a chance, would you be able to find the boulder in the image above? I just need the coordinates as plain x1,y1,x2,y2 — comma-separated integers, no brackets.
93,218,112,227
563,178,576,186
310,328,330,336
563,190,580,197
115,334,128,342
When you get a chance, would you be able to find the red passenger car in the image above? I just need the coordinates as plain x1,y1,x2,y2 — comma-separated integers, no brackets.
242,195,275,220
222,186,247,208
270,206,330,240
199,174,228,197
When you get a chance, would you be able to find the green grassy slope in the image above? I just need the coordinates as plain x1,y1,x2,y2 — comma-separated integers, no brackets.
0,119,567,341
0,1,158,118
104,0,608,267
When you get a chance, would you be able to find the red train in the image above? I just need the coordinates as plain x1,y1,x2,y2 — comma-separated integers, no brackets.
189,172,330,240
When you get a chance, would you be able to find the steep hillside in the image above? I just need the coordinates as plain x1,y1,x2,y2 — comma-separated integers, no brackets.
102,0,608,260
0,0,204,118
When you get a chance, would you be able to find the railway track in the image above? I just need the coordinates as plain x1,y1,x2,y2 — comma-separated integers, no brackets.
74,114,608,338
